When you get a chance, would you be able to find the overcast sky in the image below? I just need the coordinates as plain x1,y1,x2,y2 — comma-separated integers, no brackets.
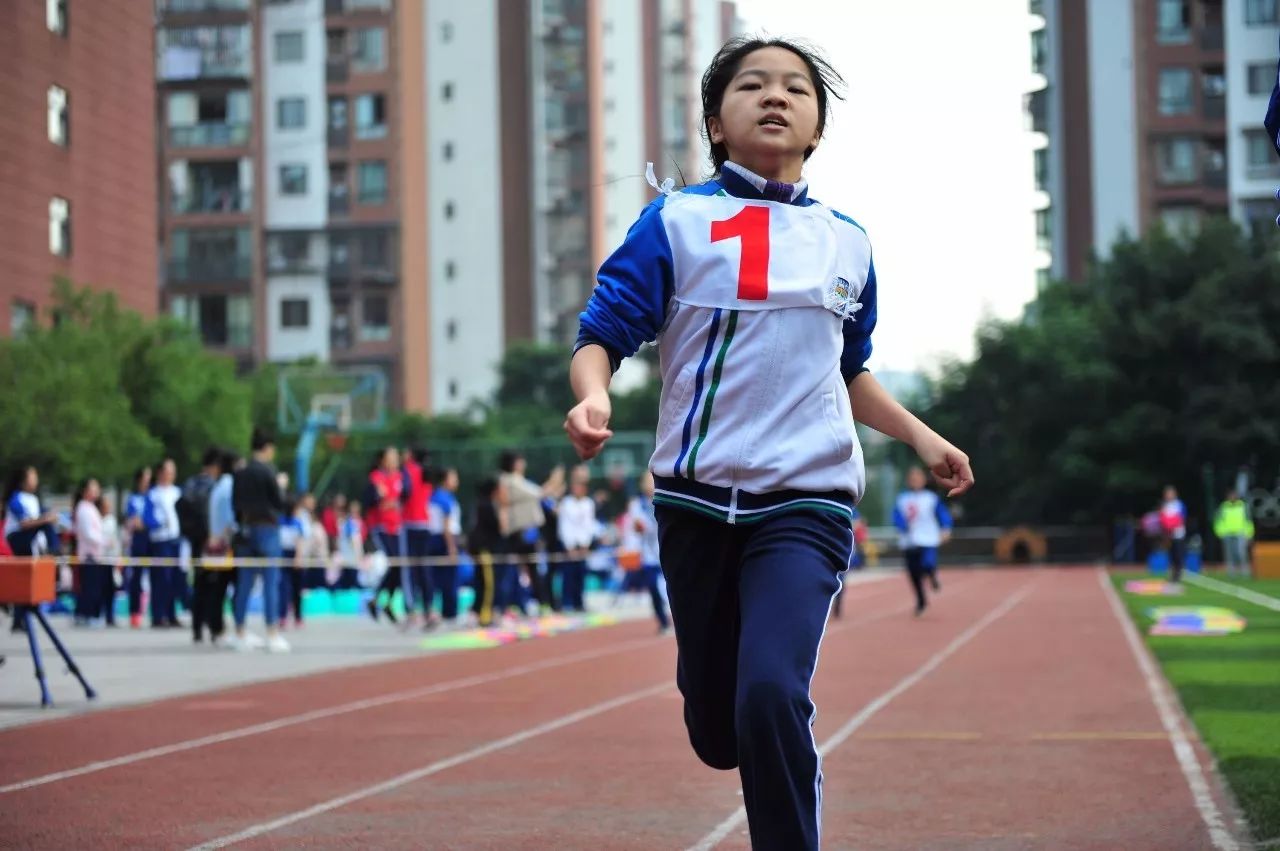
732,0,1038,374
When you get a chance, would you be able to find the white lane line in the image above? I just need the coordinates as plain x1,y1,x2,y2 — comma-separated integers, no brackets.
186,681,673,850
1099,568,1241,851
187,577,944,849
0,635,663,794
687,579,1035,851
1184,572,1280,612
0,574,917,795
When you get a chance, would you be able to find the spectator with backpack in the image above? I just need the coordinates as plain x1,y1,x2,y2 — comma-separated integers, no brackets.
181,447,220,643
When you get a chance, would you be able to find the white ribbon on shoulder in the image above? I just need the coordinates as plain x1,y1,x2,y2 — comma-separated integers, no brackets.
645,162,676,196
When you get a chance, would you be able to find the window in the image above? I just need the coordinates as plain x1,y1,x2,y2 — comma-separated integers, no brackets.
274,31,304,63
446,319,457,340
49,197,70,257
1158,68,1193,115
328,96,348,130
47,0,66,35
1035,209,1051,251
279,164,308,195
357,161,388,204
1156,0,1190,43
1248,62,1275,95
444,200,456,220
280,298,310,329
351,28,386,72
10,300,36,335
47,86,68,146
443,141,454,161
1156,137,1198,184
442,82,454,102
359,230,390,268
354,93,387,139
1241,198,1276,240
1159,205,1201,234
1034,148,1048,191
360,294,390,341
172,294,252,348
1245,129,1280,177
1246,0,1278,25
1030,28,1047,74
1035,268,1050,292
441,21,454,42
276,97,306,130
449,380,458,399
444,259,456,280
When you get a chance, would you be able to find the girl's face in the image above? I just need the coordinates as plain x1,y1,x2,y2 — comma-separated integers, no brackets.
444,470,459,491
84,479,101,502
349,501,361,516
707,47,821,175
139,469,152,492
907,468,927,491
383,448,400,471
571,478,589,497
24,467,38,492
158,460,176,485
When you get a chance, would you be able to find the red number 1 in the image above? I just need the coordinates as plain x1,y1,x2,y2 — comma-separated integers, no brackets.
711,206,770,300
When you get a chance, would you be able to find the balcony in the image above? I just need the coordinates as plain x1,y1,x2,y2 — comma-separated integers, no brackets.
1203,94,1225,120
1204,167,1227,189
168,122,250,149
329,188,350,216
1201,23,1223,51
267,254,326,276
328,125,349,148
158,43,251,81
171,188,251,215
327,0,390,13
327,57,349,83
166,255,252,284
159,0,250,12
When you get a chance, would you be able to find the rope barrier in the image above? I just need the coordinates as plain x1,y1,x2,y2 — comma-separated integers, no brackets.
0,550,627,571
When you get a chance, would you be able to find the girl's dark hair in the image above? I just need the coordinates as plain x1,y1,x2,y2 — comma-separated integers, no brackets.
701,36,845,175
132,466,151,493
5,466,35,505
498,450,522,474
74,477,97,504
476,476,499,499
218,450,240,477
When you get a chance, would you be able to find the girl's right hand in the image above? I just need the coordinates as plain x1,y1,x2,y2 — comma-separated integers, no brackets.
565,391,614,460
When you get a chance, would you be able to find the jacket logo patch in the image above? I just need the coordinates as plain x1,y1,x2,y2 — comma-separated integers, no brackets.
824,276,862,320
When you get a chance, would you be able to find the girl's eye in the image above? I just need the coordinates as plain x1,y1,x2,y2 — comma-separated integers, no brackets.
789,87,809,95
739,82,761,90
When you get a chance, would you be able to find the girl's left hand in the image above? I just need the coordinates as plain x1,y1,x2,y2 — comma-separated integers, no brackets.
913,434,974,497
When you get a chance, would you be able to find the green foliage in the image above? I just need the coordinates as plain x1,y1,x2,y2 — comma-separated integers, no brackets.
926,220,1280,526
0,280,250,488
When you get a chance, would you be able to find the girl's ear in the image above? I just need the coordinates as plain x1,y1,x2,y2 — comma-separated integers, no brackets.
707,116,725,145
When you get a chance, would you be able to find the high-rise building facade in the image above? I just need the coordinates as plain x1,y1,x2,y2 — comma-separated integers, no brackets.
1030,0,1275,285
153,0,735,414
0,0,158,334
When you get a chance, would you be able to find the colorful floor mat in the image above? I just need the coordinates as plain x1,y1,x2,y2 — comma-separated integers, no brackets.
419,613,620,651
1147,606,1246,637
1124,579,1184,596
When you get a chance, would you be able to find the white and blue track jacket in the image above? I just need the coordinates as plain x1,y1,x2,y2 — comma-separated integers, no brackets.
576,162,877,525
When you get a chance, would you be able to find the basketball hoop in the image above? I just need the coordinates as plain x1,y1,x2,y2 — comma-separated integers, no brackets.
325,433,349,452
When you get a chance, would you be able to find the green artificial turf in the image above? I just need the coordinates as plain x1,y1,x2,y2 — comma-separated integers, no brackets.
1113,572,1280,843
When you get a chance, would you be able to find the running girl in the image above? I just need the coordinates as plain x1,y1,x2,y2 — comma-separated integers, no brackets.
565,37,974,849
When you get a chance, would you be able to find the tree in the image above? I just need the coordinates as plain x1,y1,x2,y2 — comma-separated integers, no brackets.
0,280,252,488
925,220,1280,527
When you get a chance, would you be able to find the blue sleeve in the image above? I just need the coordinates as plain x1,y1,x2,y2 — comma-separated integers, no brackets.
143,493,160,530
892,497,907,532
840,258,877,382
935,499,953,530
574,199,674,372
7,493,28,521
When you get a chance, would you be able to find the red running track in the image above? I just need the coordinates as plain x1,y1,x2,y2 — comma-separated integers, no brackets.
0,569,1246,850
